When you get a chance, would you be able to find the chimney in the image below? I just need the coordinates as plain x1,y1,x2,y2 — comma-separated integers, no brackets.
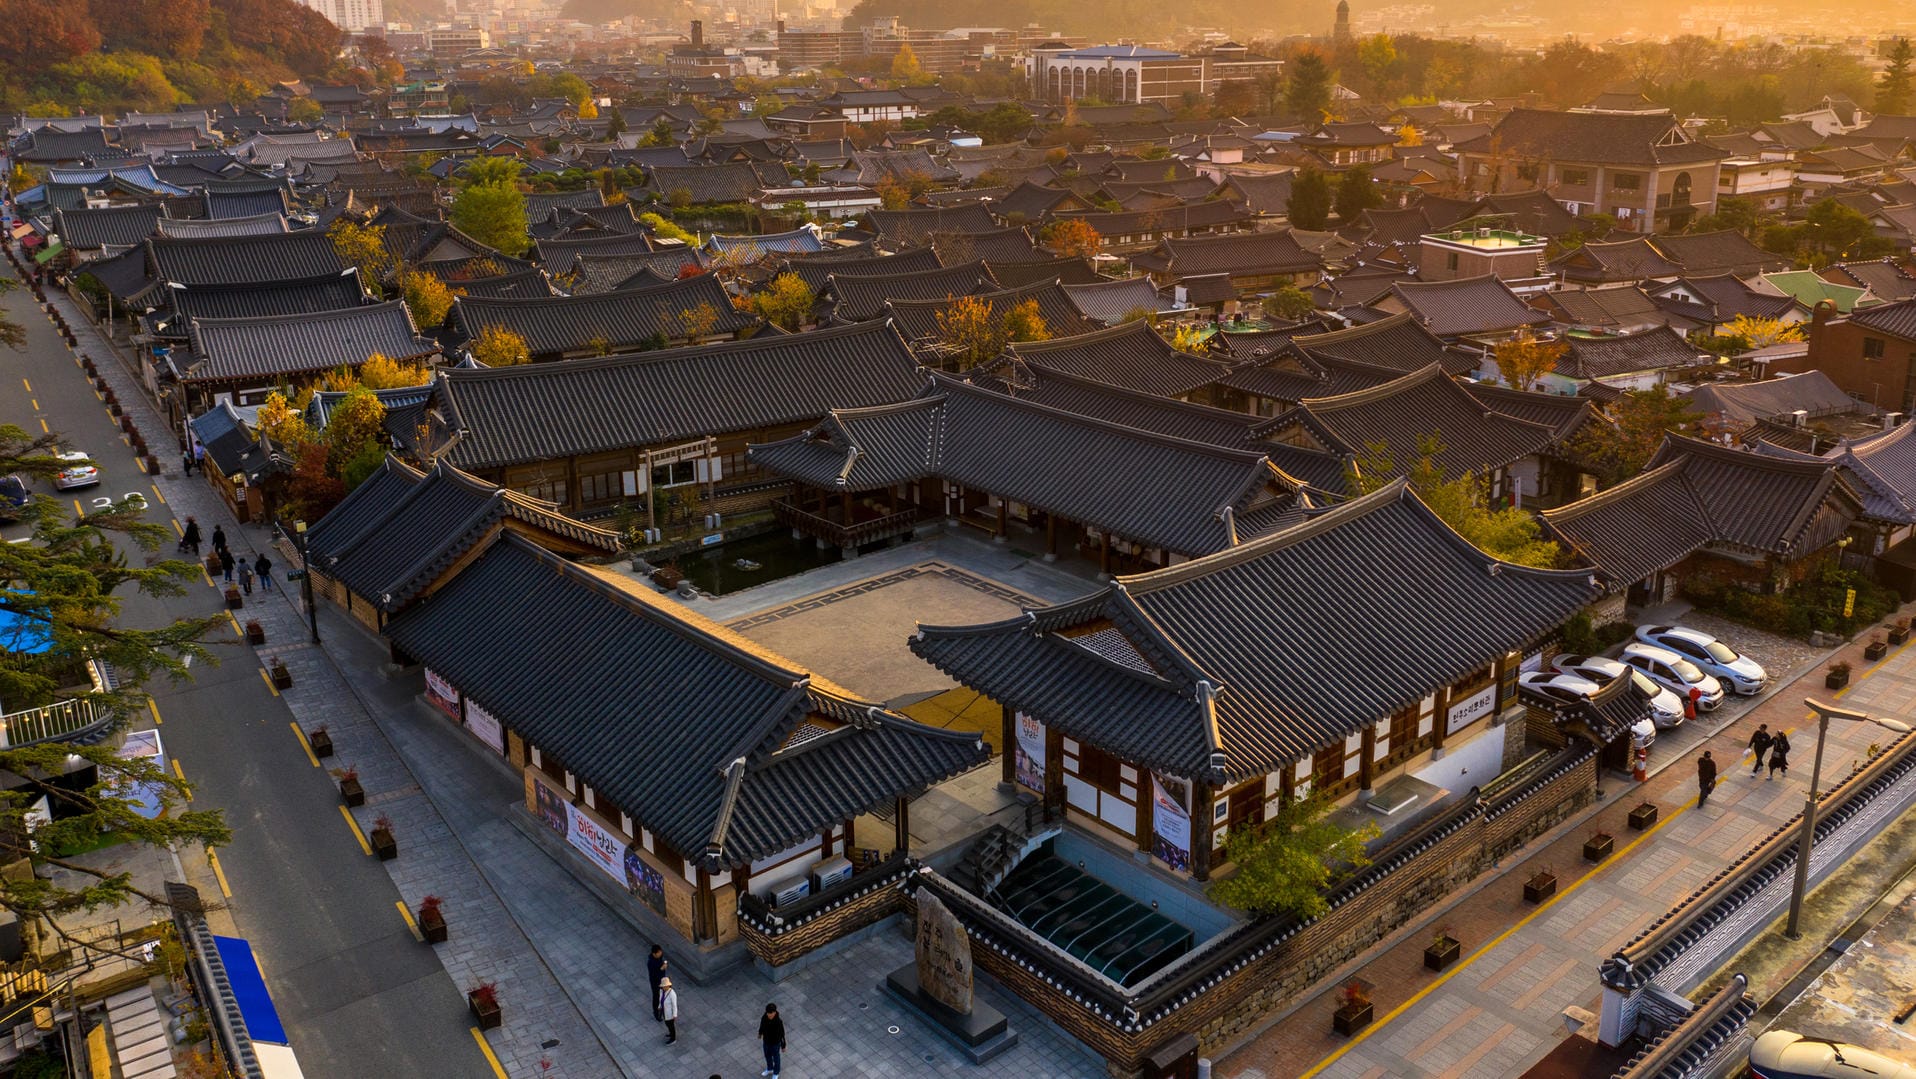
1810,298,1837,333
691,19,703,46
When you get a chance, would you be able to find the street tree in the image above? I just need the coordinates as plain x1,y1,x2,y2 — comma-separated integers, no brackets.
1287,169,1333,230
1209,794,1377,919
0,279,23,350
1493,331,1567,391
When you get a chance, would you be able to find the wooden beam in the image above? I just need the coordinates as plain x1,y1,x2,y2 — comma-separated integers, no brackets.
1000,704,1016,785
893,796,910,854
1191,781,1215,882
1359,724,1376,793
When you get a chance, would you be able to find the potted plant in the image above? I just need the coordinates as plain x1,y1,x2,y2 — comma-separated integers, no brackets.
204,552,222,576
335,766,364,807
1423,928,1461,972
1892,620,1910,646
1827,661,1853,690
245,619,265,645
1628,801,1659,830
224,585,243,610
307,724,333,758
1583,831,1614,863
1524,866,1557,904
417,894,447,944
269,656,292,689
370,816,398,861
1332,980,1372,1035
1866,637,1889,661
468,981,501,1030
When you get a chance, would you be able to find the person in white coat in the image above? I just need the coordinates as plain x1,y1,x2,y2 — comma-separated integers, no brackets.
660,977,679,1044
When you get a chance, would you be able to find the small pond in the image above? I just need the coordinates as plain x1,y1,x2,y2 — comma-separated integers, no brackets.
670,528,843,596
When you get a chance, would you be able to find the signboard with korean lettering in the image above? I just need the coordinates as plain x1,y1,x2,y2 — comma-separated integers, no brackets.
1446,684,1497,735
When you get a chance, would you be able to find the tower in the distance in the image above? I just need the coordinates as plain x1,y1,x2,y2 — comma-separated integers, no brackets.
1333,0,1352,43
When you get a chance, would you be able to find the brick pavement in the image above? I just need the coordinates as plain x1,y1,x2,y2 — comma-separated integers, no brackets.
1221,627,1916,1079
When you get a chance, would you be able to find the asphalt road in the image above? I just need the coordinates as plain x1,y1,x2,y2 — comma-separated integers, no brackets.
1,276,490,1077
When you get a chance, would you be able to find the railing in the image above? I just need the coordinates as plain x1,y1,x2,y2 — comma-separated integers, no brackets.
771,498,921,548
0,696,115,748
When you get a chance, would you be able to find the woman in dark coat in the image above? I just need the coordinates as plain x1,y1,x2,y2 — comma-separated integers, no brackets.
179,517,201,555
1768,731,1792,779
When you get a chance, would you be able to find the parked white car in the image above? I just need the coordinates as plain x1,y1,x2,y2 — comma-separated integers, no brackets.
1620,642,1726,712
1551,654,1686,729
1634,624,1768,696
1518,671,1657,747
52,451,99,491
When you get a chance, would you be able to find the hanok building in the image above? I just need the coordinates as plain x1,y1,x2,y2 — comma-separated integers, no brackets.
911,481,1597,882
1209,313,1473,417
396,320,925,517
1362,274,1553,343
443,275,759,362
995,319,1233,403
883,280,1099,356
180,301,435,414
381,533,988,952
1130,230,1323,301
303,456,624,631
821,260,998,324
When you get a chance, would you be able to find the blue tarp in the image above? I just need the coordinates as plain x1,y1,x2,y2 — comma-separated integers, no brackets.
211,935,289,1045
0,595,54,655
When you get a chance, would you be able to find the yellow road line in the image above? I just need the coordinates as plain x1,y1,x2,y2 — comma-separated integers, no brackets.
21,379,30,392
135,457,147,474
259,668,279,697
396,901,423,942
148,699,163,727
290,723,319,768
338,806,372,856
171,518,184,537
470,1029,508,1078
171,760,192,800
39,418,48,433
207,850,233,899
227,611,242,638
150,485,165,505
201,566,214,587
71,499,82,516
30,399,37,410
1298,792,1698,1078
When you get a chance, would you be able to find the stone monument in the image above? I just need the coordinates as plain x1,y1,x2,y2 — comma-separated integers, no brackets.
915,892,974,1015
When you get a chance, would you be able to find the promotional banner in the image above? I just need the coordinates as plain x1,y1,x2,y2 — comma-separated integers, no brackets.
566,801,627,886
1014,712,1046,792
532,774,569,836
624,847,666,915
465,698,507,755
532,775,664,913
1151,774,1192,873
423,668,460,719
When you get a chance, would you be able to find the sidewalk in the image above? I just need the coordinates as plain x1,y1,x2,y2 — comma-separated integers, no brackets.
1220,626,1916,1079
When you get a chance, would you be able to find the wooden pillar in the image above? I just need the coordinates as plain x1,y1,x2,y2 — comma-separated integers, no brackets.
1136,773,1155,855
841,489,852,526
1431,686,1450,755
1000,703,1016,786
995,498,1008,537
893,795,910,854
1100,533,1113,576
1044,727,1065,815
643,449,656,534
694,866,712,941
1191,780,1215,881
820,828,834,858
1359,724,1376,794
1045,515,1059,559
565,456,580,514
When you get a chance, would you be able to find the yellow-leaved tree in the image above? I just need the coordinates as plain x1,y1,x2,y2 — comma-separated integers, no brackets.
1720,315,1805,351
397,269,456,330
470,326,532,367
1493,331,1568,392
255,392,312,451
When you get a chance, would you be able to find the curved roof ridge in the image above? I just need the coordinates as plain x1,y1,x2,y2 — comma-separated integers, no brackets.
1297,360,1448,410
1540,459,1691,521
452,272,720,312
824,257,988,287
185,297,409,331
437,318,905,383
1009,363,1263,423
1652,431,1840,476
925,372,1268,463
883,276,1064,309
1006,317,1172,354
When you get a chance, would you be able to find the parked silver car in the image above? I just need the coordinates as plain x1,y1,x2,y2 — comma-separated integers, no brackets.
1634,624,1767,695
1550,654,1686,729
1519,670,1657,746
1619,642,1726,711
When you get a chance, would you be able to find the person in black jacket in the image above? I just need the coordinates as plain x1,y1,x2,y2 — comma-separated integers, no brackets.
758,1002,786,1077
647,946,668,1021
179,517,201,556
1697,750,1717,809
1768,731,1792,779
211,524,227,553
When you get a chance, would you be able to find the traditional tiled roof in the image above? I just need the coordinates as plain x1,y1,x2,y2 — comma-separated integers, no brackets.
751,377,1297,556
1131,228,1321,280
446,274,755,357
1373,275,1552,338
785,246,940,294
1648,274,1804,325
1047,199,1252,240
1002,319,1231,398
524,188,607,220
1464,383,1598,441
1456,109,1728,167
1650,230,1788,278
53,205,163,250
706,227,825,263
993,181,1075,222
912,481,1597,781
987,256,1102,287
1825,260,1916,304
306,456,619,610
1550,237,1683,284
1846,297,1916,341
1277,364,1561,480
1062,277,1172,324
931,227,1040,264
383,534,987,869
1802,419,1916,523
166,273,368,325
826,260,996,322
884,280,1097,343
187,401,291,483
415,319,925,470
1537,285,1667,330
147,231,347,289
1557,327,1701,379
866,204,997,247
570,250,705,295
971,364,1271,450
1290,312,1477,375
646,161,788,204
185,301,431,384
206,189,291,220
153,212,290,239
534,232,658,277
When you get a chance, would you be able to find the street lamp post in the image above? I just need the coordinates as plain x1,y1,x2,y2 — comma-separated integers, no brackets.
294,520,320,646
1786,698,1912,938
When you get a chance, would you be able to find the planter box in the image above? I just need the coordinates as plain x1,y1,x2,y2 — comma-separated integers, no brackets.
246,625,266,645
1583,834,1614,863
1827,669,1851,690
651,566,684,590
1332,1001,1372,1036
205,554,222,575
1891,627,1909,646
308,729,333,758
371,828,398,861
1423,936,1460,972
1523,873,1557,904
226,591,244,610
1628,803,1659,831
469,992,501,1031
270,665,292,690
339,777,365,807
1866,641,1889,661
420,908,447,944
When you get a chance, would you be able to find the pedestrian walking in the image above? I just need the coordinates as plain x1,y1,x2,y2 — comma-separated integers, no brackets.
659,978,678,1044
1696,750,1717,809
218,547,235,583
647,946,668,1022
255,552,273,591
181,449,194,477
758,1002,786,1077
238,558,254,595
1769,731,1792,779
211,524,228,554
193,443,205,474
179,517,201,556
1748,724,1773,775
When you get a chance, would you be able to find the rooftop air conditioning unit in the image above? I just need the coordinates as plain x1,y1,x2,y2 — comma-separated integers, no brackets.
1791,409,1808,427
768,876,811,908
1885,412,1904,429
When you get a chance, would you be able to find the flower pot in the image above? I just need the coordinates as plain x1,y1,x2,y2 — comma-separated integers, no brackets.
371,827,398,861
271,664,292,690
1628,803,1659,831
468,991,501,1030
339,777,365,807
1423,936,1460,972
1826,669,1851,690
651,565,684,590
419,905,447,944
1866,641,1888,661
205,554,222,575
1332,1001,1372,1036
246,623,266,645
1891,626,1909,646
1583,834,1614,863
1523,873,1557,904
225,589,244,610
308,729,333,758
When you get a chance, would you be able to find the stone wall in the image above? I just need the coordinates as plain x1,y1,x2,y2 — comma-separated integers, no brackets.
737,864,910,968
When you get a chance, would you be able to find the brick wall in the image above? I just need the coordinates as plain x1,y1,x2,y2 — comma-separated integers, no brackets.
737,870,908,967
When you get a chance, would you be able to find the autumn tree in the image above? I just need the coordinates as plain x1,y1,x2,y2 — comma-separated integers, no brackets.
638,211,695,244
1040,218,1103,258
287,96,324,124
326,219,392,297
1287,169,1333,231
469,325,532,367
751,272,816,332
358,353,434,389
1267,286,1318,321
1001,298,1052,346
1493,332,1567,391
254,392,311,451
322,386,389,489
396,269,456,330
890,43,928,85
932,295,1048,370
1345,435,1561,567
450,156,529,257
874,174,915,211
670,301,722,340
1209,794,1377,919
1719,315,1804,351
1564,386,1704,487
